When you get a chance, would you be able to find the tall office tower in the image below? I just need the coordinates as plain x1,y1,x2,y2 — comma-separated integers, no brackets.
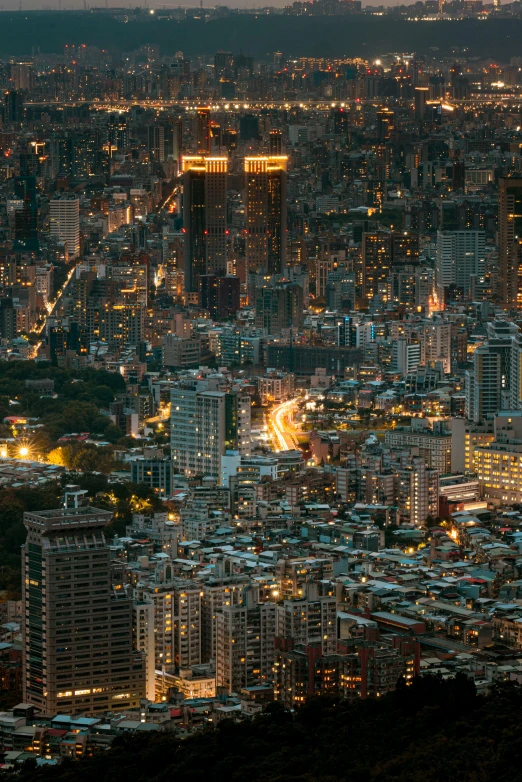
22,499,146,715
11,62,34,91
332,106,349,135
196,106,211,155
269,130,283,156
254,282,304,334
147,124,165,163
214,50,234,80
51,131,97,180
245,156,287,275
107,114,128,150
199,274,240,319
4,89,23,123
13,174,39,254
361,231,392,304
166,116,183,164
499,176,522,309
215,594,276,694
239,114,260,142
171,380,251,478
414,86,429,120
465,345,502,424
376,109,394,141
182,156,228,293
452,157,466,192
49,194,80,259
435,230,485,303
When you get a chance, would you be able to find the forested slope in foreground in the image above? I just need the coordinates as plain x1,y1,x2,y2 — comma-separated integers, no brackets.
6,675,522,782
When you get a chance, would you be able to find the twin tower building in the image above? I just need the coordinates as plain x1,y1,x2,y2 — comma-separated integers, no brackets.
183,107,287,294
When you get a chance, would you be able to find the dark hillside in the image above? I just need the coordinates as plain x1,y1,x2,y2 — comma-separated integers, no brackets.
6,676,522,782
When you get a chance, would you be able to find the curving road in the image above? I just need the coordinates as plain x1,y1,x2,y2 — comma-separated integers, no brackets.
270,398,301,452
35,263,78,335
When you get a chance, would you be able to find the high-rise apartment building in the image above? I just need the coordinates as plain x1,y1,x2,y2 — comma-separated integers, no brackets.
361,231,392,304
22,501,146,715
397,458,439,525
419,319,452,374
182,156,228,293
135,578,202,672
215,595,276,694
511,330,522,409
499,176,522,309
86,302,144,352
254,282,304,334
392,338,421,374
245,156,287,275
435,230,485,303
171,379,251,478
465,345,502,424
133,599,155,701
201,579,248,663
385,424,452,474
391,232,419,266
49,194,80,259
276,587,337,656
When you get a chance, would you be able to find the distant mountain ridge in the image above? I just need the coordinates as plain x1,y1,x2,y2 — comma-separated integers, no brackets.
0,11,521,59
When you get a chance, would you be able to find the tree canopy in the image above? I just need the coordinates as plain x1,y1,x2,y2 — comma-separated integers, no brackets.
5,676,522,782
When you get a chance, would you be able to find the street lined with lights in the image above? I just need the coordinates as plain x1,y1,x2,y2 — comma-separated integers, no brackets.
269,398,301,452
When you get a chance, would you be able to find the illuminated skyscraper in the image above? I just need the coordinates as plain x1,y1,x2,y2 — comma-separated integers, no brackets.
269,130,283,156
376,109,394,141
182,156,228,293
147,125,165,163
196,107,211,155
414,86,429,120
13,175,38,254
4,89,24,124
50,194,80,259
361,231,392,304
107,114,127,150
22,499,146,715
498,176,522,309
245,156,287,275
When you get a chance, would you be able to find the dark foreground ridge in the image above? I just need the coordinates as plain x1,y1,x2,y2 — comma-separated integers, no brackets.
6,676,522,782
